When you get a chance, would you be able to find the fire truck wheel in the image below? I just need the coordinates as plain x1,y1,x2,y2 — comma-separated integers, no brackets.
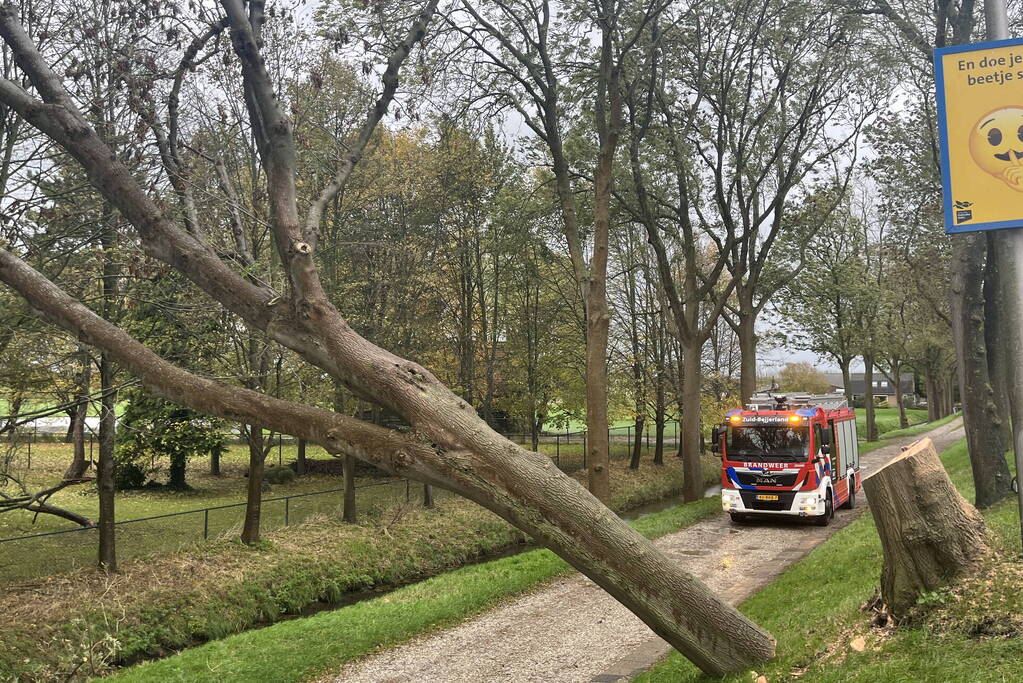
728,511,748,524
813,491,833,526
842,478,856,509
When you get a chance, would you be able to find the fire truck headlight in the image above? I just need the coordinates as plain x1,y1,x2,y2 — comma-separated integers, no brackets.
799,495,818,511
722,491,739,510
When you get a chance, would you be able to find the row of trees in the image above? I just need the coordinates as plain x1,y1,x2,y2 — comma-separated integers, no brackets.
1,0,1017,672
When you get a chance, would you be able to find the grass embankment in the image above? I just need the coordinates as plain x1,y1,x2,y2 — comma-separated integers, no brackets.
0,456,718,682
878,411,958,440
636,438,1021,683
854,407,928,442
0,438,646,583
108,499,721,683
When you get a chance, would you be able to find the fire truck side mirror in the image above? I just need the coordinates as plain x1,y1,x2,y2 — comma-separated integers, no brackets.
710,427,721,454
820,444,831,456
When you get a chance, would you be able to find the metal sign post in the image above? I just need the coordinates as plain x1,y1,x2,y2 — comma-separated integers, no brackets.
936,0,1023,554
984,0,1023,558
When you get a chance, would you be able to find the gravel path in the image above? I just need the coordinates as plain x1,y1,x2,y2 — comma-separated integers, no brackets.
327,419,965,683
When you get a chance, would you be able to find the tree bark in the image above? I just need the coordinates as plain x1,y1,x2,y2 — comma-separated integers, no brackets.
863,354,878,442
653,379,666,466
925,372,938,421
863,437,990,616
839,356,853,401
169,441,188,489
97,352,116,571
893,363,908,428
296,438,306,475
64,346,92,480
630,415,644,470
210,445,221,476
241,425,265,544
951,236,1012,508
983,241,1014,457
737,309,757,405
681,344,703,501
584,284,610,502
342,453,357,524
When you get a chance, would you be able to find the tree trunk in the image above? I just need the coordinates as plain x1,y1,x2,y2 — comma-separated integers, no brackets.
210,446,221,476
681,344,703,502
97,352,116,571
630,415,644,469
342,453,357,523
984,236,1013,450
530,412,540,452
893,363,908,428
296,438,306,475
839,356,853,401
653,384,666,466
585,282,611,503
64,347,92,480
863,354,878,442
863,437,990,616
0,245,779,675
947,370,956,417
241,425,265,545
951,236,1012,508
925,372,938,421
737,309,757,405
168,444,188,489
0,5,781,663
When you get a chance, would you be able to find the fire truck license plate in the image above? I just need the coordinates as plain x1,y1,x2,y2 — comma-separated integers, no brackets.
755,494,779,501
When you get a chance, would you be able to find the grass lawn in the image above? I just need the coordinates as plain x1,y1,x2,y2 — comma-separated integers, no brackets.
635,437,1020,683
0,456,719,681
855,407,928,441
105,497,722,683
0,404,944,583
878,412,959,440
0,435,660,583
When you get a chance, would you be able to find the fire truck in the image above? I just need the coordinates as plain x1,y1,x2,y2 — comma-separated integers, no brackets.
712,394,860,525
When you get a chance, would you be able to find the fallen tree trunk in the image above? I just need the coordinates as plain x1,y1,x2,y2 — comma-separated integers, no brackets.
0,3,778,674
863,438,990,616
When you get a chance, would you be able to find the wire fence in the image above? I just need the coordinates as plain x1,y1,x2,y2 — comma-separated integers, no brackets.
0,477,459,585
0,420,679,584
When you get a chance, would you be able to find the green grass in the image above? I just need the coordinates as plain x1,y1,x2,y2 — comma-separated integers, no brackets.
105,498,721,683
0,437,670,583
0,457,713,681
635,437,1020,683
879,412,959,440
855,407,928,441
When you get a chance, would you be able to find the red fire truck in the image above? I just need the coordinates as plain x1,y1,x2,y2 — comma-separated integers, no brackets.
712,394,860,525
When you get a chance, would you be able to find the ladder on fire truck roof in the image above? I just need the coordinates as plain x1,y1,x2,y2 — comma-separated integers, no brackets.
746,393,849,412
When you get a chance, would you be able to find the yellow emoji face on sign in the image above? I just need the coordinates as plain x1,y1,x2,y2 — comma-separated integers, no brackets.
969,106,1023,192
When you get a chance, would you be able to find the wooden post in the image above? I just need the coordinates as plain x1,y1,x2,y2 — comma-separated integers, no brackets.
863,438,990,616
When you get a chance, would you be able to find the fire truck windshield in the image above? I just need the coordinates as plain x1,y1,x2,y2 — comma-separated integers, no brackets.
726,425,809,462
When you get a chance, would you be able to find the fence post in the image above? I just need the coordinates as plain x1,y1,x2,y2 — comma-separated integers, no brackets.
556,435,560,468
405,479,410,502
203,508,209,540
285,496,290,525
278,433,283,467
27,427,32,469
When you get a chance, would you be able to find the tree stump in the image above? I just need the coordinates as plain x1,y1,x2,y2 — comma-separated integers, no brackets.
863,438,990,616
